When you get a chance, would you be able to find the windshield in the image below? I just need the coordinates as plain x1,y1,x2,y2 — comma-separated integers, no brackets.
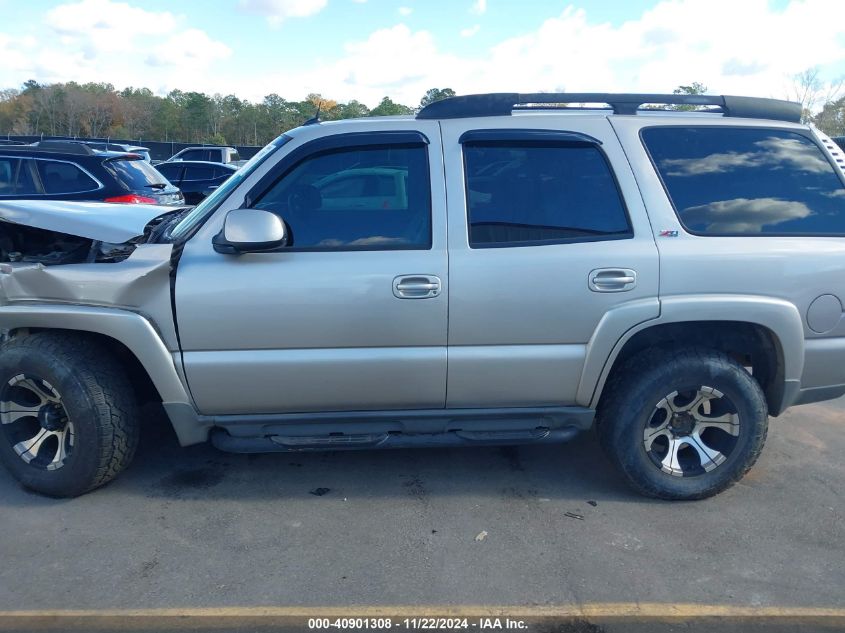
169,135,290,240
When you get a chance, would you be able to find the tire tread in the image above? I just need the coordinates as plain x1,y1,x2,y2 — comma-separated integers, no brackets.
0,332,139,496
597,346,768,500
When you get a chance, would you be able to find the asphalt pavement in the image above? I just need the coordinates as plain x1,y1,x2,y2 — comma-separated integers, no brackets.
0,396,843,632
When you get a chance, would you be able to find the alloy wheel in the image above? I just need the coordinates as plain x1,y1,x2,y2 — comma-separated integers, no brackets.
643,386,740,477
0,374,74,471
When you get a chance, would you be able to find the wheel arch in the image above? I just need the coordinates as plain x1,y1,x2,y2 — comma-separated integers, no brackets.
579,295,805,416
0,305,205,444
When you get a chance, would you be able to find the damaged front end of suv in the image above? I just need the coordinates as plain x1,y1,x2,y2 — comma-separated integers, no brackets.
0,199,187,343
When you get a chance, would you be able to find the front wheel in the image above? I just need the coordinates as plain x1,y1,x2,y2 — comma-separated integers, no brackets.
0,333,140,497
597,347,768,500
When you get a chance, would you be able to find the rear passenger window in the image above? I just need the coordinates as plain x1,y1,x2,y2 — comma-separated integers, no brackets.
463,141,632,247
15,160,38,195
184,165,216,180
642,127,845,235
37,161,98,194
0,158,17,195
0,158,39,196
254,144,431,250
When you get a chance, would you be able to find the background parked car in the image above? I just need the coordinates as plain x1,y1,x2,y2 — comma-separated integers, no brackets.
166,145,243,166
832,136,845,152
154,161,237,205
0,142,183,205
34,140,152,162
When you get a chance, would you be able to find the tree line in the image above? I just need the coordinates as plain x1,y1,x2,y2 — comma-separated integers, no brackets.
2,75,844,146
0,82,456,146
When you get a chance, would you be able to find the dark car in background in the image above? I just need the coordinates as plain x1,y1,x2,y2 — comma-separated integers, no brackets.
71,141,152,162
832,136,845,152
154,160,237,204
0,142,183,205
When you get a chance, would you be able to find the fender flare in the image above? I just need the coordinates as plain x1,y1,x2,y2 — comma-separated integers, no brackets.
577,294,805,410
0,304,206,444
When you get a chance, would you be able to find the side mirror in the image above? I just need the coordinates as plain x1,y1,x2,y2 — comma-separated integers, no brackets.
213,208,288,254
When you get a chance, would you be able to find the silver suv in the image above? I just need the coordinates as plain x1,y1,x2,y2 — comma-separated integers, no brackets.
1,92,844,499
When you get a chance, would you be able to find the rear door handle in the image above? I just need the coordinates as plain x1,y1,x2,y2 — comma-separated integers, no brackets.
589,268,637,292
393,275,442,299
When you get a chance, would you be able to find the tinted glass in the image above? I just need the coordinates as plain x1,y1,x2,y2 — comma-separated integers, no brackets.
106,158,168,190
15,160,38,194
643,127,845,235
156,163,183,180
179,150,205,161
213,167,235,179
184,165,216,180
463,142,631,247
230,150,241,162
0,158,17,195
254,144,431,250
37,161,99,194
170,135,290,240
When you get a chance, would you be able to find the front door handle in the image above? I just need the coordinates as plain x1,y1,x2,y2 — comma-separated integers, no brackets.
393,275,442,299
589,268,637,292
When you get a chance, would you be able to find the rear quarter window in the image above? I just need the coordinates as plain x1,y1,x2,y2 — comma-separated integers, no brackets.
642,127,845,236
155,163,183,180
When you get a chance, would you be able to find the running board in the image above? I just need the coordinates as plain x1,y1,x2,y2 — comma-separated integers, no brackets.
211,426,581,453
209,406,592,453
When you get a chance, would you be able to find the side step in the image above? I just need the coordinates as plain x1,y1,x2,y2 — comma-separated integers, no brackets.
211,426,581,453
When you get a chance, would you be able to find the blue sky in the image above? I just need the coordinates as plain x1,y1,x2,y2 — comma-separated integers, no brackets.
1,0,843,108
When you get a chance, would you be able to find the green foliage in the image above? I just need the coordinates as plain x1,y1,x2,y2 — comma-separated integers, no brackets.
0,81,419,145
670,82,709,111
813,96,845,136
673,82,708,96
419,87,456,108
369,96,414,117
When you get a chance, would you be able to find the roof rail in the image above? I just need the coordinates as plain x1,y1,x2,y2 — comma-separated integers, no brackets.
416,93,802,123
28,140,98,155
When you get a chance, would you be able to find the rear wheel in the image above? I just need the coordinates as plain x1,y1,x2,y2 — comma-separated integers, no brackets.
0,333,139,497
597,347,768,500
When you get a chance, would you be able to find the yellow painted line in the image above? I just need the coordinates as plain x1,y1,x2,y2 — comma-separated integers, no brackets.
1,604,845,618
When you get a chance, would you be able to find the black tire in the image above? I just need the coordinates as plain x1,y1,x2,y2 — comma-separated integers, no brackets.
0,332,139,497
597,347,768,500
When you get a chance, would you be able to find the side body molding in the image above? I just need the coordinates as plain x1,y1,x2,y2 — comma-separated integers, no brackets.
577,294,806,410
0,305,206,445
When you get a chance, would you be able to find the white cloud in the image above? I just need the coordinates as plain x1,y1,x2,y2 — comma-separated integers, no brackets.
0,0,232,95
147,29,232,69
460,24,480,38
45,0,177,54
470,0,486,15
208,0,845,108
239,0,328,27
682,197,812,233
661,136,832,176
2,0,845,113
398,6,413,16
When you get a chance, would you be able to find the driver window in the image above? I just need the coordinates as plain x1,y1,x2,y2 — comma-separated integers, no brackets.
253,144,431,250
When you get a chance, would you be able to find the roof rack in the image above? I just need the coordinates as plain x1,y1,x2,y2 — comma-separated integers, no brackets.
26,140,98,155
416,93,802,123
